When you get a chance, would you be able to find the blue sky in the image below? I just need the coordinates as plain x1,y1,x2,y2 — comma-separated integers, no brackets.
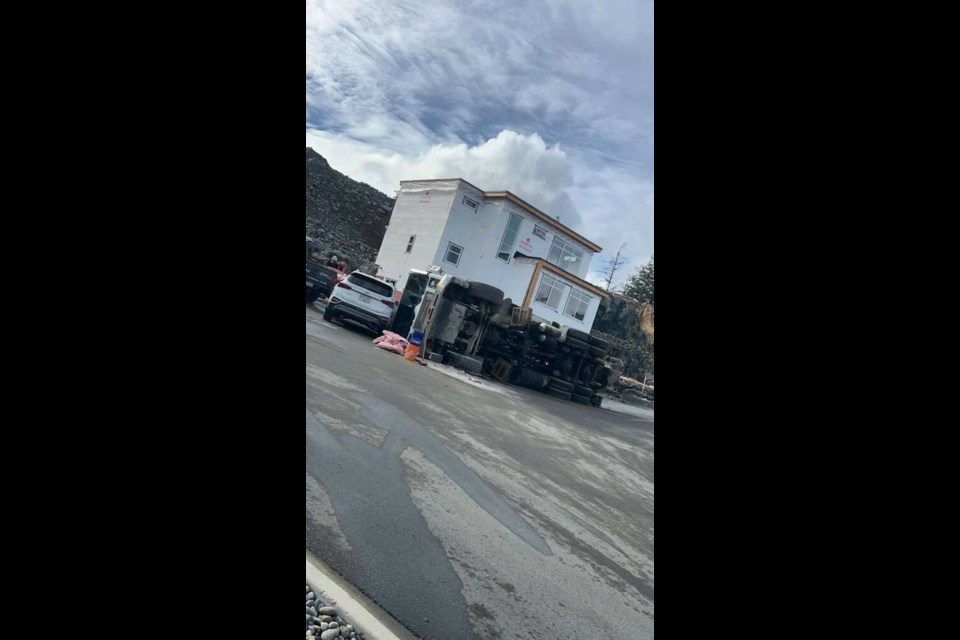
306,0,654,289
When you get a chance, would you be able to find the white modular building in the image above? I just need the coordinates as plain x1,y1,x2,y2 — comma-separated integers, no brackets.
375,179,608,331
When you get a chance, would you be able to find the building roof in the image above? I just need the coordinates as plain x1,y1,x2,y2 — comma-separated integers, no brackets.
513,252,609,299
399,178,603,253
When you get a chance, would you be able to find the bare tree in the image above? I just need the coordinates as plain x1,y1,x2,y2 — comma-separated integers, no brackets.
600,243,629,292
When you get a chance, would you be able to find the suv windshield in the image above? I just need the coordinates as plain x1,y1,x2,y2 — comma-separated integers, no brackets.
347,273,392,298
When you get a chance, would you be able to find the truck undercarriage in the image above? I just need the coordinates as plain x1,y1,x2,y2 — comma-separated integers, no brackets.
413,275,619,406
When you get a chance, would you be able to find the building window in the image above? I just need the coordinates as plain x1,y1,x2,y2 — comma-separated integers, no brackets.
444,242,463,266
462,196,479,211
564,289,591,322
497,212,524,262
532,224,547,240
547,237,583,273
534,274,567,311
405,235,416,253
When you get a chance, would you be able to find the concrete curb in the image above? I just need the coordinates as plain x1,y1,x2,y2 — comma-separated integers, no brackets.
306,550,417,640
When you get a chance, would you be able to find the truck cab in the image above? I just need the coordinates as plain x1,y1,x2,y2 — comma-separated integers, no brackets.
389,266,443,338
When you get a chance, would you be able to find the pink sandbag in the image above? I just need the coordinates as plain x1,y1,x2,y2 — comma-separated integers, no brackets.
372,330,408,355
376,342,405,355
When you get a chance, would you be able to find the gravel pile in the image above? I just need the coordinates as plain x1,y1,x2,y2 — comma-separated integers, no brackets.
306,584,365,640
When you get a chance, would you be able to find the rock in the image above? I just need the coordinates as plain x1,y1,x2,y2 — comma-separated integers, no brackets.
320,623,328,631
591,295,654,379
307,607,318,617
319,615,334,622
306,591,315,600
329,622,339,629
317,607,337,616
306,585,311,593
305,148,394,274
320,630,341,640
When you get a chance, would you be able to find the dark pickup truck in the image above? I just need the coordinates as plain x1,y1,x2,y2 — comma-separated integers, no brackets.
305,237,340,303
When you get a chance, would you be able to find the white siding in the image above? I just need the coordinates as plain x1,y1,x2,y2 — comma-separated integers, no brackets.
375,182,458,291
495,201,596,279
433,197,536,304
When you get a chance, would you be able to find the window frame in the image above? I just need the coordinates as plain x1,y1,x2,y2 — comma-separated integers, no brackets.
563,289,591,322
496,212,524,263
547,237,584,273
534,274,568,311
443,241,464,266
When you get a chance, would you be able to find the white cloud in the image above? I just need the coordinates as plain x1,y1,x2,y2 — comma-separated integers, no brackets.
306,129,582,228
306,0,654,278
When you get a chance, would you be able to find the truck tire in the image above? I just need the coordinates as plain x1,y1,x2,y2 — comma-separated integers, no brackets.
574,384,592,397
511,367,548,390
545,387,573,401
466,281,504,306
546,377,573,392
589,335,609,350
564,338,589,352
590,395,603,407
588,345,608,358
572,393,591,405
565,328,592,343
446,352,483,376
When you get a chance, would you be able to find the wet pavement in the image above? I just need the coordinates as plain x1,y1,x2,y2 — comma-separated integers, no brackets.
306,303,655,640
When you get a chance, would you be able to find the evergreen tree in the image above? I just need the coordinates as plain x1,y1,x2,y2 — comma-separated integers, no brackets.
623,255,654,304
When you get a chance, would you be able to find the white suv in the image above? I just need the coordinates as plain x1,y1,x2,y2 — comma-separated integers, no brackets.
323,271,397,334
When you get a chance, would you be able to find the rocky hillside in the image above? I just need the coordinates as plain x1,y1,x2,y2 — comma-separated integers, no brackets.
305,148,394,270
593,294,655,380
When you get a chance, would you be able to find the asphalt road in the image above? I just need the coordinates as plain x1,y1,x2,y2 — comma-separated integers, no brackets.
306,302,655,640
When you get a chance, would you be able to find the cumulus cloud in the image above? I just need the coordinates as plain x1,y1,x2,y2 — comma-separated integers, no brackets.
306,129,582,228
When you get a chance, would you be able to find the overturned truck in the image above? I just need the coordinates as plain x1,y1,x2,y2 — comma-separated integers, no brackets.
408,274,620,406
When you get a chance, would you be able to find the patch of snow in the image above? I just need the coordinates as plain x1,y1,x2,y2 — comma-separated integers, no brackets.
421,362,516,397
602,398,655,421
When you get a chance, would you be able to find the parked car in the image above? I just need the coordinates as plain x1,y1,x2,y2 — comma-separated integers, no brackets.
323,271,397,334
